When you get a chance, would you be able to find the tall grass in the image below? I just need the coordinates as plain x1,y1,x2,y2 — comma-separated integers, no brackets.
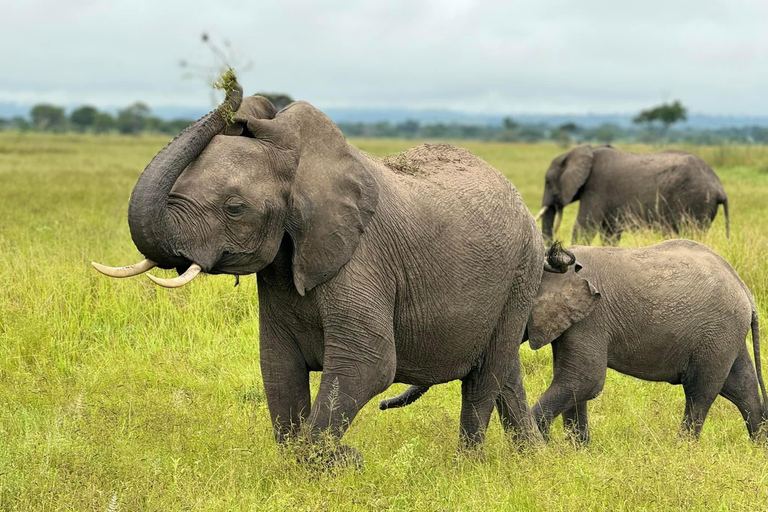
0,133,766,510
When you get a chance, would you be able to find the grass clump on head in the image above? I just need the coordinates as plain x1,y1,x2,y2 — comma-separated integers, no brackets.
214,68,238,125
213,67,238,93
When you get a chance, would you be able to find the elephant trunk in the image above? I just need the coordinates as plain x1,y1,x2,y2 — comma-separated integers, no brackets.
540,205,557,242
127,81,243,268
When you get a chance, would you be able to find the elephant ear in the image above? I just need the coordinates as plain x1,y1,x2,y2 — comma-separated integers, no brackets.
250,102,379,296
223,95,278,135
558,145,594,204
527,264,600,349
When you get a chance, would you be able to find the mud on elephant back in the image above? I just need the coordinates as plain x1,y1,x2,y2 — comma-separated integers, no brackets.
534,145,730,245
91,72,574,466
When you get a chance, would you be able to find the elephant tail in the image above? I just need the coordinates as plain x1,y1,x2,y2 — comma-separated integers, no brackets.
379,385,431,410
751,307,768,419
719,197,730,239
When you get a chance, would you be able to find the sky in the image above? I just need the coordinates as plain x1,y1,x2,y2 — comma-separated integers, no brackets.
2,0,768,115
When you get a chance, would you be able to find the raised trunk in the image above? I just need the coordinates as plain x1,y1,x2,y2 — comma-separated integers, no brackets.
541,205,556,242
127,84,243,268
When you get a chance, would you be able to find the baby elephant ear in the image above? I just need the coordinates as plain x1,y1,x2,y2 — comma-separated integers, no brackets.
223,95,278,135
527,265,600,349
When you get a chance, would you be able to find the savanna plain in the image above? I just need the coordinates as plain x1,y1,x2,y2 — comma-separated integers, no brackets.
1,132,767,511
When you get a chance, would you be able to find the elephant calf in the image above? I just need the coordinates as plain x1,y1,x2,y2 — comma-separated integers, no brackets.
535,145,729,245
382,240,766,443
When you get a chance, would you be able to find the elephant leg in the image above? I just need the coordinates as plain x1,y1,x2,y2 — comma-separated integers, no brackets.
718,347,765,440
302,311,396,462
599,221,622,246
562,401,590,444
680,369,724,440
532,336,607,440
572,220,598,246
465,289,542,450
495,353,543,446
260,329,311,444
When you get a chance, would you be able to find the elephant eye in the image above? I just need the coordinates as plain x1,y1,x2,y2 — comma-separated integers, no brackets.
224,199,248,216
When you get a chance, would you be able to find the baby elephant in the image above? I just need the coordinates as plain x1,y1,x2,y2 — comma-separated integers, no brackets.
381,240,766,443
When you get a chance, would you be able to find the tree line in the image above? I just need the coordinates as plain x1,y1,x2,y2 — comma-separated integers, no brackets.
4,98,768,144
0,103,194,135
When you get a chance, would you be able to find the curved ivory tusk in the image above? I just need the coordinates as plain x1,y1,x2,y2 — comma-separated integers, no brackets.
533,206,549,222
91,259,156,278
553,208,563,234
147,263,202,288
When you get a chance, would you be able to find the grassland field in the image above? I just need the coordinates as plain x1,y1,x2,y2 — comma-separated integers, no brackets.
0,132,767,511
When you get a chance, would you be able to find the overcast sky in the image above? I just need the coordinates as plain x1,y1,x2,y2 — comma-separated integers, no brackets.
3,0,767,115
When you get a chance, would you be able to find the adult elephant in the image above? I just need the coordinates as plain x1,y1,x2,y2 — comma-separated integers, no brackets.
92,76,562,463
534,145,729,245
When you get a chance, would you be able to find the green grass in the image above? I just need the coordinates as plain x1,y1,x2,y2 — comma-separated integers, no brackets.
1,132,767,511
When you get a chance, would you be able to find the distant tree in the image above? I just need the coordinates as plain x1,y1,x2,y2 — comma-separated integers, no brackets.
503,117,518,130
30,104,67,132
396,119,420,138
160,118,194,135
93,112,115,133
254,93,294,110
551,129,571,148
594,123,621,144
460,125,483,139
421,123,450,139
517,125,545,143
0,117,7,130
371,122,396,137
497,128,519,142
10,116,31,131
70,106,99,131
558,122,581,134
143,116,164,133
633,100,687,135
116,102,151,134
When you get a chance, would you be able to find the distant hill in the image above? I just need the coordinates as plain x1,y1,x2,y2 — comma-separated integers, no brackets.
3,102,768,129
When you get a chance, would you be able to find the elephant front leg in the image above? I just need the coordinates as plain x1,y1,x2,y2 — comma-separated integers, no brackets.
562,401,590,444
260,341,311,444
302,319,397,465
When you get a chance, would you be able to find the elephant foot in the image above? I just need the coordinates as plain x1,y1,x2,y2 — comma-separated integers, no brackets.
296,442,364,471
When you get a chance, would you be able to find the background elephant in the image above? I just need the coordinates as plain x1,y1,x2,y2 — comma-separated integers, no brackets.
92,76,558,462
382,240,766,443
535,145,729,245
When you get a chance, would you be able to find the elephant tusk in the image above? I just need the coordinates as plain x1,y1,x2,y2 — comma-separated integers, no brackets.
147,263,202,288
553,208,563,234
534,206,549,222
91,258,156,278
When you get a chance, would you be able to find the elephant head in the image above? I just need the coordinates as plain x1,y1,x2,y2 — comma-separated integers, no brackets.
526,262,600,349
93,78,378,295
535,145,595,241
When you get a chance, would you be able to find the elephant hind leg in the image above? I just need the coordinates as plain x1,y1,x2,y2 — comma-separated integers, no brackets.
495,357,541,446
680,368,726,440
718,347,765,440
476,286,543,445
562,401,590,445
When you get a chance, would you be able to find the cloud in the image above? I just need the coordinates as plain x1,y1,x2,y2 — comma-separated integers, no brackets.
2,0,767,114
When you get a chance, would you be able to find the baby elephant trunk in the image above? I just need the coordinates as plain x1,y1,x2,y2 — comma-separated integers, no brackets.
543,241,576,274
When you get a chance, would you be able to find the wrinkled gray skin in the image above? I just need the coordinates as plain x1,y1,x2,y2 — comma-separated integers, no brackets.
539,145,729,245
124,82,551,462
382,240,767,443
